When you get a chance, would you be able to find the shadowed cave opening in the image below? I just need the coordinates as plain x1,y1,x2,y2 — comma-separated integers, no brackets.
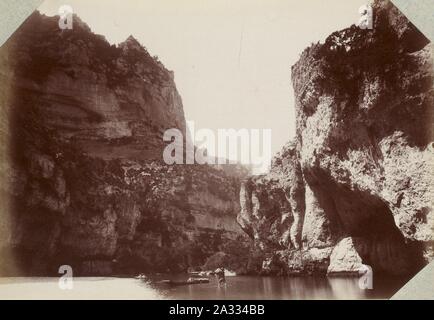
305,168,426,276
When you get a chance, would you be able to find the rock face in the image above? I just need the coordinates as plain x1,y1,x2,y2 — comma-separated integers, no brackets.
1,13,185,161
238,141,305,251
0,12,249,275
238,0,433,276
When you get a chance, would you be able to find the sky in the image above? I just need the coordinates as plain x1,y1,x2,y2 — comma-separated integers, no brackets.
38,0,368,173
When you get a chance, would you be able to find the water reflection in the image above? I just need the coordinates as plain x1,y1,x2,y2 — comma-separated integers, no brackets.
0,275,405,299
152,275,404,300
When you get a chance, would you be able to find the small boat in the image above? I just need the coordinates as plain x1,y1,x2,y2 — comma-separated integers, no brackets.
203,269,237,276
159,277,210,286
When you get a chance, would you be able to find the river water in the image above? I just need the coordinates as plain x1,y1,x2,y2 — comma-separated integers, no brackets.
0,275,406,300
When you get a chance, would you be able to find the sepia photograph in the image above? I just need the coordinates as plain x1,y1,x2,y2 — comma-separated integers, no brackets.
0,0,433,305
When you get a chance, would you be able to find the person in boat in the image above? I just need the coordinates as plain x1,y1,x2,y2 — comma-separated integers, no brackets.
214,267,226,287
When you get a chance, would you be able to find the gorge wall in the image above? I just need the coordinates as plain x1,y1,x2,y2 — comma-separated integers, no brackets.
238,0,433,276
0,12,249,276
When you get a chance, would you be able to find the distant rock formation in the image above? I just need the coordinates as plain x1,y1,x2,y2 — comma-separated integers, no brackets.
238,0,433,276
0,12,249,275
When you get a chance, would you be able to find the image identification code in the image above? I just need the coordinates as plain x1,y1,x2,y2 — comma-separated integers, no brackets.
213,304,265,315
169,304,265,318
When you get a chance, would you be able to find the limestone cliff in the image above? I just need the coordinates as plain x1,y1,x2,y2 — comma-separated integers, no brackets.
238,0,433,276
0,12,248,275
